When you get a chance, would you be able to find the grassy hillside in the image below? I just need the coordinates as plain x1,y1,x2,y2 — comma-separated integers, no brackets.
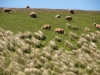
0,8,100,75
0,8,100,49
0,8,100,32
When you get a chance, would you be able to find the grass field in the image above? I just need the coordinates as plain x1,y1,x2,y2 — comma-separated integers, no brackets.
0,8,100,75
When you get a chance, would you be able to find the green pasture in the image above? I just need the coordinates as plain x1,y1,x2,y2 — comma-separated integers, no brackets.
0,8,100,49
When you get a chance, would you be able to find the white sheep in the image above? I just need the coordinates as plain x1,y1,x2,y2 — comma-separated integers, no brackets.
94,23,100,29
55,15,61,18
26,6,30,8
54,28,64,34
3,8,12,13
69,10,74,14
30,12,37,18
65,16,72,21
41,24,51,30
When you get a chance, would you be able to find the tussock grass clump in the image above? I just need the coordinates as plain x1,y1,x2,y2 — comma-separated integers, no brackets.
89,32,96,37
31,37,41,48
7,42,15,51
42,49,51,60
89,32,97,42
90,41,98,49
84,34,91,41
0,44,4,52
23,31,32,39
95,31,100,41
34,32,40,39
82,42,89,48
81,46,90,53
80,33,86,38
85,27,91,32
77,41,83,48
66,23,79,30
54,36,62,42
34,31,46,40
0,27,5,33
19,31,32,39
71,25,79,30
91,36,97,42
66,23,71,28
24,38,32,44
4,30,14,37
42,69,49,75
31,48,41,58
0,32,4,38
24,37,42,48
49,40,58,50
95,31,100,34
79,37,88,43
69,31,78,41
3,68,12,75
83,33,97,42
21,43,32,53
16,31,23,39
24,68,41,75
78,37,88,43
65,40,76,50
40,56,48,63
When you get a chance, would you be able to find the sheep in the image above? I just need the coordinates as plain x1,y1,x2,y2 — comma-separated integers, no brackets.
65,16,72,21
94,23,100,29
54,28,64,34
30,12,37,18
69,10,74,14
26,6,30,8
3,8,12,13
55,15,61,18
41,24,51,30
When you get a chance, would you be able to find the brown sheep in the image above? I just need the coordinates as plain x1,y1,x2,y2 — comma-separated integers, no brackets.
3,8,12,13
94,23,100,29
41,24,51,30
26,6,30,8
30,12,37,18
55,15,61,18
69,10,74,14
54,28,64,34
65,16,72,21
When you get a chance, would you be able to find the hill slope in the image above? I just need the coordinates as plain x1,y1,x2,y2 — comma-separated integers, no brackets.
0,8,100,75
0,8,100,49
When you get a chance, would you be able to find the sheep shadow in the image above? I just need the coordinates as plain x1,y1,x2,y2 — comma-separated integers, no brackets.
30,16,38,18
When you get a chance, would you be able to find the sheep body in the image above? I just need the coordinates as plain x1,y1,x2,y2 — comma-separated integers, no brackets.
69,10,74,14
65,16,72,21
54,28,64,34
26,6,30,8
41,24,51,30
30,12,37,18
3,8,12,13
94,23,100,29
55,15,61,18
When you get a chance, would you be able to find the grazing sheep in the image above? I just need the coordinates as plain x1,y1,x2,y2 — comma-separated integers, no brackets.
55,15,61,18
69,10,74,14
30,12,37,18
65,16,72,21
41,24,51,30
94,23,100,29
3,8,12,13
26,6,30,8
54,28,64,34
